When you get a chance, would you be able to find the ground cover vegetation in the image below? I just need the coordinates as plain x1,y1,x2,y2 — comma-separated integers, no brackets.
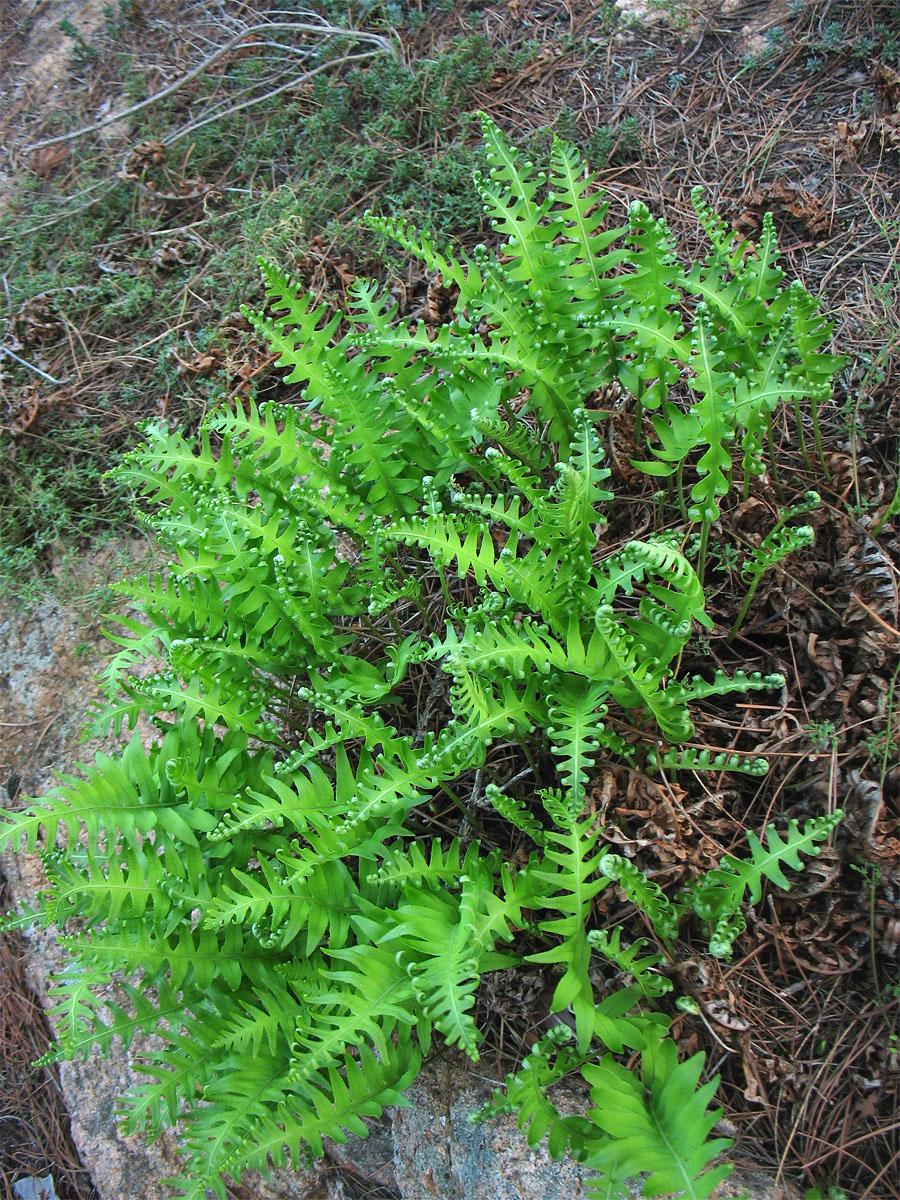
0,117,849,1197
0,1,897,1198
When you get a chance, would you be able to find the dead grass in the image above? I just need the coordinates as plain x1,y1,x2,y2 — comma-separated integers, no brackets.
0,882,98,1199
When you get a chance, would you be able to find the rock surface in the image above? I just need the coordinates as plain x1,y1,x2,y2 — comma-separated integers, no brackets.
393,1060,593,1200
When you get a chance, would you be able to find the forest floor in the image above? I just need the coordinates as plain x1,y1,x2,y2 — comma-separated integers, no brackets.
0,1,898,1198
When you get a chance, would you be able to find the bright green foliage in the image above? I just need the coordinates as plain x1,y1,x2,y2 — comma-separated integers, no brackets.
0,120,841,1198
598,854,683,942
595,812,843,962
598,812,842,961
587,929,673,999
729,491,822,640
684,812,843,958
472,1019,729,1199
635,194,843,523
582,1031,733,1198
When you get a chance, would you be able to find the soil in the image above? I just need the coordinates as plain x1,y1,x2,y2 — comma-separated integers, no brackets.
0,1,898,1198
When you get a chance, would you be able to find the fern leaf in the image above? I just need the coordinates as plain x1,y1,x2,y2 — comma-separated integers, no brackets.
598,854,682,942
546,678,610,805
364,211,476,298
587,928,673,999
548,136,629,309
485,784,546,845
0,731,215,854
526,803,609,1050
120,1028,221,1138
582,1031,732,1198
472,1027,592,1159
179,1038,421,1198
380,860,512,1058
476,112,557,294
291,942,415,1075
688,811,842,922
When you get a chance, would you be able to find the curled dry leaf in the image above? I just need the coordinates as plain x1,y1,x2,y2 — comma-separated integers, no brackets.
833,112,900,159
702,997,750,1032
31,142,69,178
1,384,60,439
806,633,844,705
11,291,66,347
734,179,831,242
151,233,205,271
167,344,224,377
120,139,166,178
874,62,900,107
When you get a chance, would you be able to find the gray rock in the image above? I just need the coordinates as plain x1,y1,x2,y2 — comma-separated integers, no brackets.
393,1059,593,1200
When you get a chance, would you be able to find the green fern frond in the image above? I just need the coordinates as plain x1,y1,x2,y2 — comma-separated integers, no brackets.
291,942,415,1076
707,910,748,960
740,523,815,584
39,843,177,928
119,1020,223,1138
485,784,546,845
653,745,770,777
382,885,487,1058
471,1026,591,1159
471,409,547,471
582,1030,732,1198
363,211,476,298
368,838,497,889
183,1038,422,1198
687,812,842,924
476,112,558,294
526,802,609,1050
60,922,253,992
548,137,629,309
598,854,682,942
0,118,847,1200
40,975,190,1066
587,929,673,999
201,855,355,955
0,730,216,854
546,678,610,805
211,974,303,1057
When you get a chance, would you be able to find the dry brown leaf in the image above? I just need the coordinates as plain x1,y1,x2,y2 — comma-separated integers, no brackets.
120,139,166,177
31,142,69,178
735,179,831,242
167,345,224,377
874,62,900,107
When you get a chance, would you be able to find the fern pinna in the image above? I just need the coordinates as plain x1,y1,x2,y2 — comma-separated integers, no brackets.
0,117,841,1199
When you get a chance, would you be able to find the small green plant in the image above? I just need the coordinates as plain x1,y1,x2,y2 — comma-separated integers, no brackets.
630,196,841,577
804,1184,848,1200
59,17,99,66
1,119,841,1199
728,491,821,640
806,719,838,752
585,117,642,168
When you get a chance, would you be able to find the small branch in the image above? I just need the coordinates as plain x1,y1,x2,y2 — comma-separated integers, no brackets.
0,346,66,385
163,51,384,147
25,20,396,153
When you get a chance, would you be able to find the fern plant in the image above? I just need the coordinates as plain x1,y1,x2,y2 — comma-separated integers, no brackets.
0,118,842,1199
728,490,821,640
